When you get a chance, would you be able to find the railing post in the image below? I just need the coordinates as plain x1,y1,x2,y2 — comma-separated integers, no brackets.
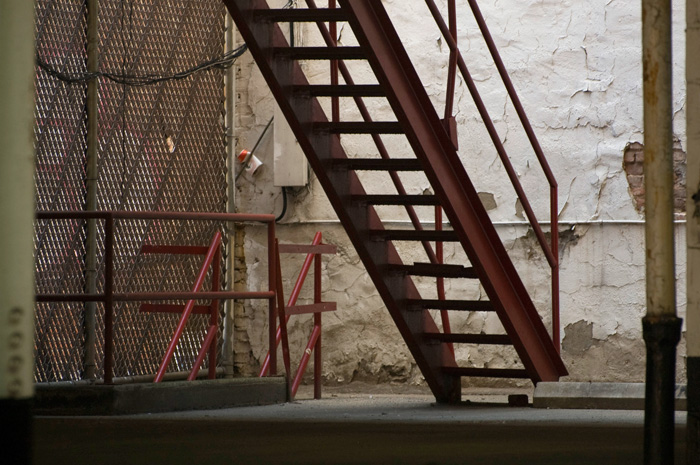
209,242,222,379
314,234,323,399
444,0,458,120
104,215,115,385
274,239,292,397
268,221,277,375
552,186,560,353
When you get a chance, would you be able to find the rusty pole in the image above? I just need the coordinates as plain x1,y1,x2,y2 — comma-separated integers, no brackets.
641,0,682,463
686,0,700,462
83,0,99,381
0,1,36,463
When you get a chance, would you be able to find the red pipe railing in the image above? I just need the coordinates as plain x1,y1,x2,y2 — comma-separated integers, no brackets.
154,231,222,383
259,231,323,376
422,0,560,351
35,210,277,384
259,232,336,399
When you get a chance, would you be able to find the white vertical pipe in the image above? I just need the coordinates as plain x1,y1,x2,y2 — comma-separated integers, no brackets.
643,0,676,321
687,0,700,363
223,11,237,377
0,0,36,404
1,3,35,462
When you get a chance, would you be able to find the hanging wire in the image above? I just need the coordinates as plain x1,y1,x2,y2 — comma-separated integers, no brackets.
37,43,249,87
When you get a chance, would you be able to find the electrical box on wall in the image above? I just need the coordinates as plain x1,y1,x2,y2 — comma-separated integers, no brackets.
273,104,308,187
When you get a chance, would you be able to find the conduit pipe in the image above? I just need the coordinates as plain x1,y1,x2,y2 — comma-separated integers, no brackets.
686,0,700,461
641,0,682,463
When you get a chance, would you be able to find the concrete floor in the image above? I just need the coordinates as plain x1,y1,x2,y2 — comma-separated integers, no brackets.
33,385,687,465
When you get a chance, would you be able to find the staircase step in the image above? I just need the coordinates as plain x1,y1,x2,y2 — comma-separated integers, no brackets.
406,299,493,311
442,367,530,379
423,333,511,344
315,121,403,134
370,229,459,242
294,85,385,98
352,195,440,206
331,158,423,171
255,8,348,23
274,46,365,60
391,263,477,278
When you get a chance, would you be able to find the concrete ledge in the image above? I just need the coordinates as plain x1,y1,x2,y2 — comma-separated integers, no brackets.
533,382,686,411
34,377,287,416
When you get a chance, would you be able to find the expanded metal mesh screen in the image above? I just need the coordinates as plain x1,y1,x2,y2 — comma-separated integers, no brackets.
34,0,227,383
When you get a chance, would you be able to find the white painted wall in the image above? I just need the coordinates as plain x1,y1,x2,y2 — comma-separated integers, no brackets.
232,0,688,387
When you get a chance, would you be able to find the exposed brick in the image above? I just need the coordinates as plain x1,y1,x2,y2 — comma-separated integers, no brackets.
625,162,644,176
623,142,687,214
627,175,644,188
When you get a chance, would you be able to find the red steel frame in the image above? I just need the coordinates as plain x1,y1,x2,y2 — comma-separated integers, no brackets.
338,0,565,380
308,0,455,347
309,0,559,351
259,232,337,399
35,210,277,385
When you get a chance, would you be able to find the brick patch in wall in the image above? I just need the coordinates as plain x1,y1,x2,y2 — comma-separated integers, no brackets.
623,141,686,215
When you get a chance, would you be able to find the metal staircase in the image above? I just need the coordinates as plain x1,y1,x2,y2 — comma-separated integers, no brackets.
223,0,567,403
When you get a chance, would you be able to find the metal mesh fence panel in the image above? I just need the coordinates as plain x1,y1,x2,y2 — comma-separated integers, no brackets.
34,0,227,383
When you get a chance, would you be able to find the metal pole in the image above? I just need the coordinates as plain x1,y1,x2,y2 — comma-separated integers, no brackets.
0,3,35,463
314,240,322,399
83,0,100,381
641,0,682,463
223,11,237,379
686,0,700,462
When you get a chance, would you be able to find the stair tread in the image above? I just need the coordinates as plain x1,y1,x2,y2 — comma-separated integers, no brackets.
331,158,423,171
315,121,403,134
370,229,459,241
352,194,440,206
294,85,385,97
274,46,365,60
391,263,477,278
407,299,493,311
255,8,348,22
442,367,530,379
423,333,511,344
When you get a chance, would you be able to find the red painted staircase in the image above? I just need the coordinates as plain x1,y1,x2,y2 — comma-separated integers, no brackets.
223,0,567,403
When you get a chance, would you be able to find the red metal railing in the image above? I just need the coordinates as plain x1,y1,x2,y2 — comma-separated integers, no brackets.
153,231,222,383
424,0,560,351
260,232,337,399
35,210,277,384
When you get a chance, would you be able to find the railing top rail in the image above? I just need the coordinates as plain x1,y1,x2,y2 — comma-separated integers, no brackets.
422,0,557,268
36,210,276,224
423,0,557,190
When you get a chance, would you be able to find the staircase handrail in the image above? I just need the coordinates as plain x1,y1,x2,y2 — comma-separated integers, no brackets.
422,0,560,350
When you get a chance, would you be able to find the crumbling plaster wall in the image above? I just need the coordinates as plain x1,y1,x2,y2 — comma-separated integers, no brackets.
231,0,688,387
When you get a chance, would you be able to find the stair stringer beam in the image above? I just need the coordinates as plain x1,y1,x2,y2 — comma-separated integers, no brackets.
223,0,461,403
338,0,567,381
